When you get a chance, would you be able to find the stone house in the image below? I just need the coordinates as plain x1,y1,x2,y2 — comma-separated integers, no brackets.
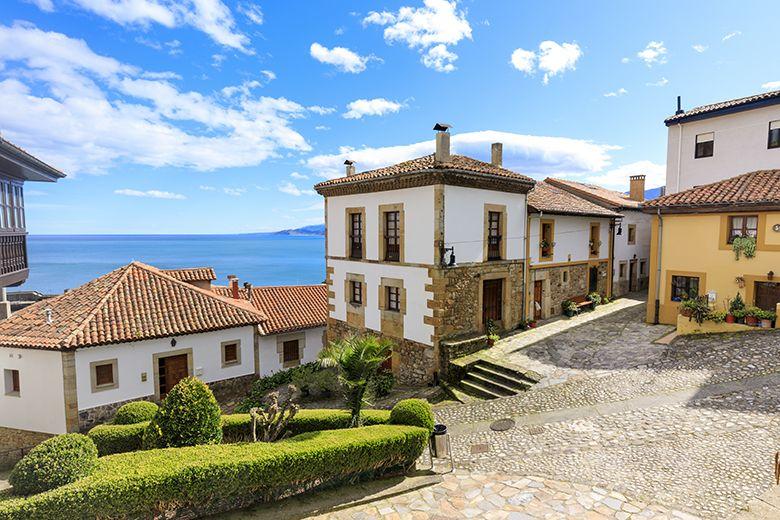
0,262,326,465
526,182,620,320
314,125,535,385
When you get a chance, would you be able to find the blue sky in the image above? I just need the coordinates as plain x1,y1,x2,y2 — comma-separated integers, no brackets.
2,0,779,234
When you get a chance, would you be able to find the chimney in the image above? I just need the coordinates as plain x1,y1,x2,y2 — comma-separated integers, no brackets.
629,175,646,202
675,95,684,115
344,160,356,177
491,142,503,167
433,123,451,164
243,282,253,304
227,275,239,299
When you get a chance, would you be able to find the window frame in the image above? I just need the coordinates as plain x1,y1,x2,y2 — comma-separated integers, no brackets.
383,210,401,262
694,132,714,159
348,211,363,259
282,339,300,364
220,340,242,368
539,219,555,261
727,215,758,244
4,368,20,397
589,223,601,258
486,211,502,261
619,262,627,279
350,280,363,305
769,121,780,150
627,224,637,245
89,359,118,393
670,275,700,302
386,285,401,312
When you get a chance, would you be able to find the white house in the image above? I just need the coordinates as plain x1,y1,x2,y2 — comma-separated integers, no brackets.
0,262,326,464
545,176,652,296
314,125,535,385
665,90,780,194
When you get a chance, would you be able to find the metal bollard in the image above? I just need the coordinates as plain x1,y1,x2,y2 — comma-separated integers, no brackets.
426,424,454,473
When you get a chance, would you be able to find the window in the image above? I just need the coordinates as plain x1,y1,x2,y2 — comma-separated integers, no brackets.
540,220,554,260
387,286,401,312
589,223,601,257
4,369,19,396
627,225,636,245
640,260,647,276
671,275,700,302
695,132,714,158
221,341,241,367
384,211,400,262
619,262,627,279
487,211,502,260
349,212,363,259
95,364,113,387
90,359,118,392
769,121,780,149
283,340,300,363
728,215,758,243
562,270,568,283
350,280,363,305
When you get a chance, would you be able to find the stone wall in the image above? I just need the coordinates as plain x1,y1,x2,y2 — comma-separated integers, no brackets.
78,395,155,432
439,334,488,379
327,318,435,385
530,261,609,319
0,427,53,469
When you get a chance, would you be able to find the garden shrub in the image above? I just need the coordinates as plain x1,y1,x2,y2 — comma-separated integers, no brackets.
236,362,319,412
370,369,396,398
143,377,222,449
88,422,148,456
290,365,339,398
9,434,98,496
389,399,435,433
113,401,158,425
0,425,428,519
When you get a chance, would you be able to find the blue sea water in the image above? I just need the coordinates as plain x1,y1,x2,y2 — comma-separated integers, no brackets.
20,235,326,295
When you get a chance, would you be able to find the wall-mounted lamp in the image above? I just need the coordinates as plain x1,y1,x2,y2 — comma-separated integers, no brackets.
170,338,177,347
769,271,775,280
616,224,623,236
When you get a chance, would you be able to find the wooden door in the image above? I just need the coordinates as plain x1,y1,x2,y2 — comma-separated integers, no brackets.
755,282,780,312
588,266,599,293
482,279,503,326
159,354,189,397
533,281,543,320
628,260,637,292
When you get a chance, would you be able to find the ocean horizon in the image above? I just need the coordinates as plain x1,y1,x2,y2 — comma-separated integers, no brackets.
20,234,326,295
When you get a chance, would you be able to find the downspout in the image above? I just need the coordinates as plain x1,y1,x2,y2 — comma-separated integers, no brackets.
521,197,529,321
675,123,683,193
653,208,664,324
609,218,616,298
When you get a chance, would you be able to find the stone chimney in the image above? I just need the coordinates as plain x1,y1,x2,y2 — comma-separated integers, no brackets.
344,160,356,177
629,175,646,202
433,123,451,164
228,275,239,299
491,143,503,167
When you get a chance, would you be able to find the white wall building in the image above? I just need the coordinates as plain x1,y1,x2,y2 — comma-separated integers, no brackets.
665,90,780,194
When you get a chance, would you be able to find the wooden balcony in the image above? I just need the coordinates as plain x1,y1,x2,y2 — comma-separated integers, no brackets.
0,232,28,287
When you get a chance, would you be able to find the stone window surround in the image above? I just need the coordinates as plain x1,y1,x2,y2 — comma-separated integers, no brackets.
344,207,366,260
89,358,119,393
378,277,406,339
152,347,194,401
477,272,509,330
220,339,242,368
619,261,628,279
539,218,555,261
276,332,306,369
344,272,367,329
589,222,601,258
3,368,20,397
483,203,507,262
378,203,405,263
627,224,637,245
640,259,647,276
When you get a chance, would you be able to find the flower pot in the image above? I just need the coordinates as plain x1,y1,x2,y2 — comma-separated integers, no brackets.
487,338,495,347
725,314,735,324
564,309,575,317
529,321,537,328
680,308,693,318
761,319,773,328
746,316,759,326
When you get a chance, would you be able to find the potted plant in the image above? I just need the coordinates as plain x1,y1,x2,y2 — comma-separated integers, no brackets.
744,306,761,327
485,319,499,346
680,296,710,324
759,310,776,328
729,293,746,323
732,236,757,260
587,292,602,308
528,320,537,328
562,300,578,317
517,319,529,331
708,310,727,324
732,308,747,324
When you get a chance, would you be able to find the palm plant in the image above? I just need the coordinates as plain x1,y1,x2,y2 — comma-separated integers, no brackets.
318,335,393,427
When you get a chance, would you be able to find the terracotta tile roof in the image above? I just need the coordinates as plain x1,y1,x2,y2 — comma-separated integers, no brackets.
664,89,780,125
643,170,780,211
545,178,641,209
213,284,327,335
313,153,535,189
528,182,622,218
162,267,217,282
0,262,265,351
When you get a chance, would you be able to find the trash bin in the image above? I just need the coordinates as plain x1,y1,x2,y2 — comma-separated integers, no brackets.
430,424,449,458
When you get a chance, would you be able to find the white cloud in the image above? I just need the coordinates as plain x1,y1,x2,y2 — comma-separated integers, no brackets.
762,81,780,90
290,172,309,180
582,160,665,191
315,125,330,131
115,188,186,200
637,41,667,66
308,105,336,115
343,98,404,119
278,181,315,196
199,185,216,191
692,44,708,53
70,0,251,52
509,41,582,84
0,23,310,174
722,31,741,42
238,2,263,25
310,43,372,73
604,88,628,98
364,0,472,72
620,57,630,64
220,74,274,98
305,130,619,180
25,0,55,12
646,77,669,87
223,187,246,196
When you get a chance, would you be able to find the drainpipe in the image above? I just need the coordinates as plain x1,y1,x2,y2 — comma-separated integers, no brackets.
609,218,616,298
521,198,529,321
653,208,664,324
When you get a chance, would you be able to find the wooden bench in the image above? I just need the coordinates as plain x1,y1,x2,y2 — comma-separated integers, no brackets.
570,295,594,311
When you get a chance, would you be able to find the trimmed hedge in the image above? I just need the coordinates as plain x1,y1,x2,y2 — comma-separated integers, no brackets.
0,425,428,519
88,422,147,456
9,434,98,496
389,399,435,433
113,401,158,425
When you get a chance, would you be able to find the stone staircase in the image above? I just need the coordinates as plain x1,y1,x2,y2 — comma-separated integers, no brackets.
457,360,538,400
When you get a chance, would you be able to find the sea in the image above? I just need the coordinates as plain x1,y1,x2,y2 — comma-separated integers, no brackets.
19,234,326,295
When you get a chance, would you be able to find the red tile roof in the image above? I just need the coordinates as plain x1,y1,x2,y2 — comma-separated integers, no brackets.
643,170,780,211
664,89,780,125
313,153,535,190
0,262,265,351
212,284,327,334
162,267,217,282
528,182,622,218
545,178,641,209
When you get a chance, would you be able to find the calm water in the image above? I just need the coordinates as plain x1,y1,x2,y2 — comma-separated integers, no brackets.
20,235,326,294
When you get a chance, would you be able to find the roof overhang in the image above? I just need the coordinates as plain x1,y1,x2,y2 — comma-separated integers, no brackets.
641,202,780,215
0,140,66,182
664,94,780,126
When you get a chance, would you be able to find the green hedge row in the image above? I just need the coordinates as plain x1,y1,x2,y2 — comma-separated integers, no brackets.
89,409,393,456
0,425,428,519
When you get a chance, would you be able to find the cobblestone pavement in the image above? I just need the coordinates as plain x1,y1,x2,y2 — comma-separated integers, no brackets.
315,471,699,520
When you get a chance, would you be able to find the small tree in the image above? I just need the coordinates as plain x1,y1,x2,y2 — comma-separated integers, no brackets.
250,386,299,442
318,334,392,427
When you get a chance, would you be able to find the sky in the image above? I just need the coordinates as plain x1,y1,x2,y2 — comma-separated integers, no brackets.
1,0,780,234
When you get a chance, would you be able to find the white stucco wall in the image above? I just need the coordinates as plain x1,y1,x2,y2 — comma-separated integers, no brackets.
528,214,612,264
74,326,256,411
666,105,780,193
1,348,67,434
613,210,652,283
257,326,325,377
328,258,433,346
443,185,527,263
326,186,436,265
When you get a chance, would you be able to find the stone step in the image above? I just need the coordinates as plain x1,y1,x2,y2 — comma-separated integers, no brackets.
458,379,505,400
471,364,534,392
464,372,520,397
476,360,539,385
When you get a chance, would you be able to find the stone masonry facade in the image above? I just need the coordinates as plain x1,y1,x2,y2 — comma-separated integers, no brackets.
529,261,608,319
0,426,54,469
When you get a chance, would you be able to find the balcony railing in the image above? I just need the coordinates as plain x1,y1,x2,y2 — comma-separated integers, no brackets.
0,232,27,276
